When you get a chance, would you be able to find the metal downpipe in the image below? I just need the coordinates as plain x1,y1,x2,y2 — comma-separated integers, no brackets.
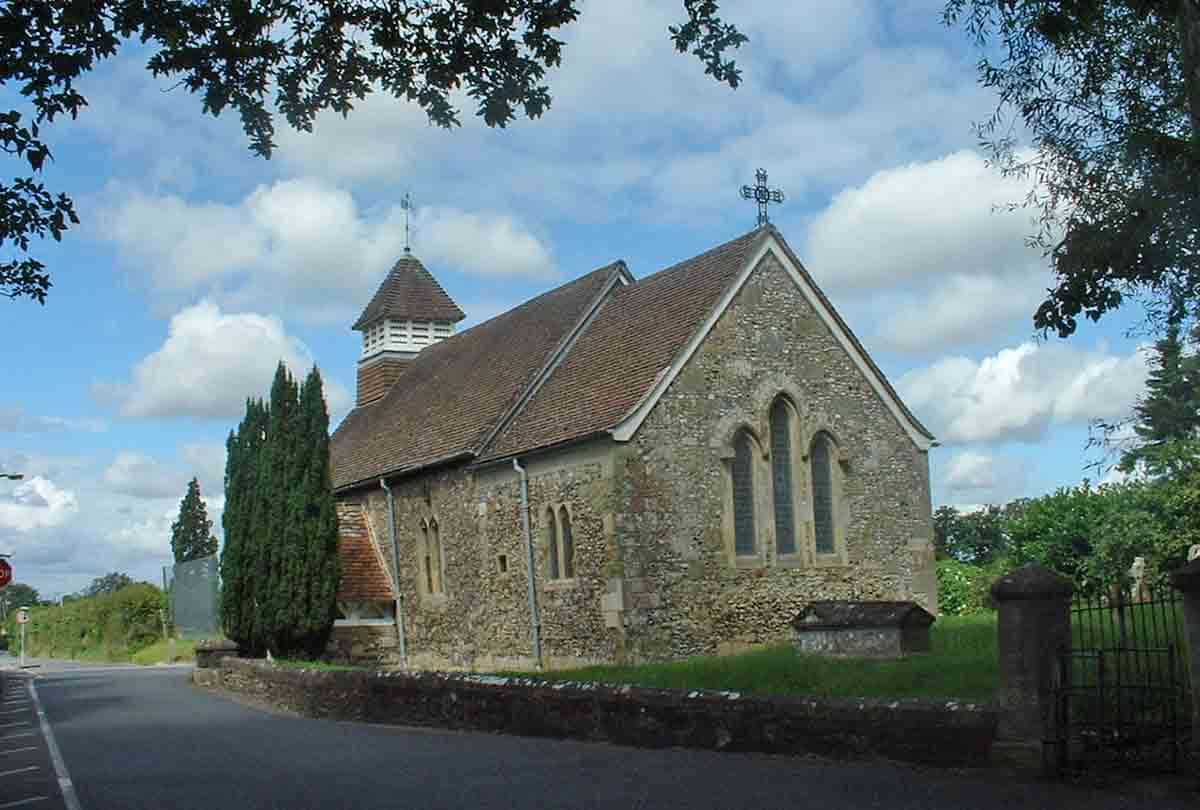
513,458,543,670
380,477,408,668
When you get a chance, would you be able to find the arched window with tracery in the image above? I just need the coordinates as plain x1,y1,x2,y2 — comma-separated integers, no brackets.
770,399,797,555
810,432,836,555
732,430,757,556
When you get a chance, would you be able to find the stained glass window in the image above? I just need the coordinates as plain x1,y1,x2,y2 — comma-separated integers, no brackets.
811,434,835,554
771,400,796,555
733,431,756,555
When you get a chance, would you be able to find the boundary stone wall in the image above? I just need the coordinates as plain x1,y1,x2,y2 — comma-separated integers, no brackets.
203,658,996,768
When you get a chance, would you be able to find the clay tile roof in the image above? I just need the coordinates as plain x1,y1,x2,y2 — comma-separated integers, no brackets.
352,254,466,330
336,502,394,601
331,262,623,491
481,228,765,460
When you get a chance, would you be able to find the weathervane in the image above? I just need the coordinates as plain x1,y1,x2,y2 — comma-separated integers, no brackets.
741,168,784,227
401,192,414,253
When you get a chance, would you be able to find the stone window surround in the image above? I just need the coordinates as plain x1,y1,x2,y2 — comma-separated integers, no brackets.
719,396,850,569
418,515,448,604
542,501,578,590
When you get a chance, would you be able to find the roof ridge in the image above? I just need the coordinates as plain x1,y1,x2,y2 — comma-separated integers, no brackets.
627,226,762,288
474,262,632,458
438,260,627,345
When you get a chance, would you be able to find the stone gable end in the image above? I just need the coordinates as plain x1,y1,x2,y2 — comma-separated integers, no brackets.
612,250,936,661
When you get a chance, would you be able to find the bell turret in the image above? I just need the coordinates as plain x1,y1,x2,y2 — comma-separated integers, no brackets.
352,253,464,407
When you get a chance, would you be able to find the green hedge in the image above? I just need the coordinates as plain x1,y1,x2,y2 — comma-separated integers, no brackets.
936,559,1014,615
3,583,167,662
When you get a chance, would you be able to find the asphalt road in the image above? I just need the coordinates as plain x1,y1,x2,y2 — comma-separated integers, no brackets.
2,658,1195,809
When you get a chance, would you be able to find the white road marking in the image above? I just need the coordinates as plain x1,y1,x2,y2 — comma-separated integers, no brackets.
0,732,34,739
0,722,30,729
0,709,29,715
0,746,37,755
0,765,38,777
29,681,82,810
0,798,49,808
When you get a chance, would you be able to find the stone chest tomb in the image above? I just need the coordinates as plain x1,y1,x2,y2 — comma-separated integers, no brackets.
792,601,935,659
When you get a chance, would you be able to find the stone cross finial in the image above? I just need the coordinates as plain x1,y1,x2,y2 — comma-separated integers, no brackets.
740,168,784,227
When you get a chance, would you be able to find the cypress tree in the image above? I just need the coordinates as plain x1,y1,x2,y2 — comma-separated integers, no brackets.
296,367,341,657
220,362,341,658
170,477,216,563
219,420,243,643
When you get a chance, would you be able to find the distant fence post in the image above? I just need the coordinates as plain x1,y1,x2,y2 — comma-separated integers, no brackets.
990,565,1073,768
1169,559,1200,767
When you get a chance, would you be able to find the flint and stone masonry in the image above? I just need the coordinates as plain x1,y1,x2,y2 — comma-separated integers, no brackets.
330,230,937,670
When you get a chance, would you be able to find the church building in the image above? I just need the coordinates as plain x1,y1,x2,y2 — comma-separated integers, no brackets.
328,224,937,670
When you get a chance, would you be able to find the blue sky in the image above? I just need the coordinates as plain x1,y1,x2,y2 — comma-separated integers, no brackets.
1,0,1150,598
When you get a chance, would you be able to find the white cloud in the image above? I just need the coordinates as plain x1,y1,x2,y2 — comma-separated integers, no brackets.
415,207,555,281
934,450,1030,507
0,407,106,434
943,451,1001,492
92,300,351,420
899,341,1151,445
98,179,555,323
0,477,79,533
807,150,1042,290
182,442,227,494
875,274,1043,354
102,452,185,500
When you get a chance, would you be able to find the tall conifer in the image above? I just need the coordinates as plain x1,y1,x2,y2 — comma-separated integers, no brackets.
296,368,340,657
170,477,216,562
221,363,340,657
1120,323,1200,475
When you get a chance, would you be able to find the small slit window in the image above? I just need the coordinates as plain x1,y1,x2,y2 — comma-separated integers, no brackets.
559,506,575,579
546,507,560,580
430,518,443,593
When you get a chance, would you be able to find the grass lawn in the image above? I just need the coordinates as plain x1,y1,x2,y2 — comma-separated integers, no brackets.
502,613,998,702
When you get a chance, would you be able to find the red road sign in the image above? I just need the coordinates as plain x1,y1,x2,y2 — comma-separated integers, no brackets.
0,559,10,589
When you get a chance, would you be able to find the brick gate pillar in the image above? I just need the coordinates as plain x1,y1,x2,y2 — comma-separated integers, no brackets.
1169,558,1200,766
990,565,1073,761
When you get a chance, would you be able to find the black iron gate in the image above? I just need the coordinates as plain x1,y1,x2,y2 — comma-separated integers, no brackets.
1049,584,1192,777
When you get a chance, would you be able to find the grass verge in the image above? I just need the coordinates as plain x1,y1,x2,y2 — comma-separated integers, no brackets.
130,638,198,665
274,659,367,672
500,613,998,702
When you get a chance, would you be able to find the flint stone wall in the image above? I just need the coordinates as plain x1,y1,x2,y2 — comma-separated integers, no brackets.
344,440,620,671
613,254,936,661
203,658,996,768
